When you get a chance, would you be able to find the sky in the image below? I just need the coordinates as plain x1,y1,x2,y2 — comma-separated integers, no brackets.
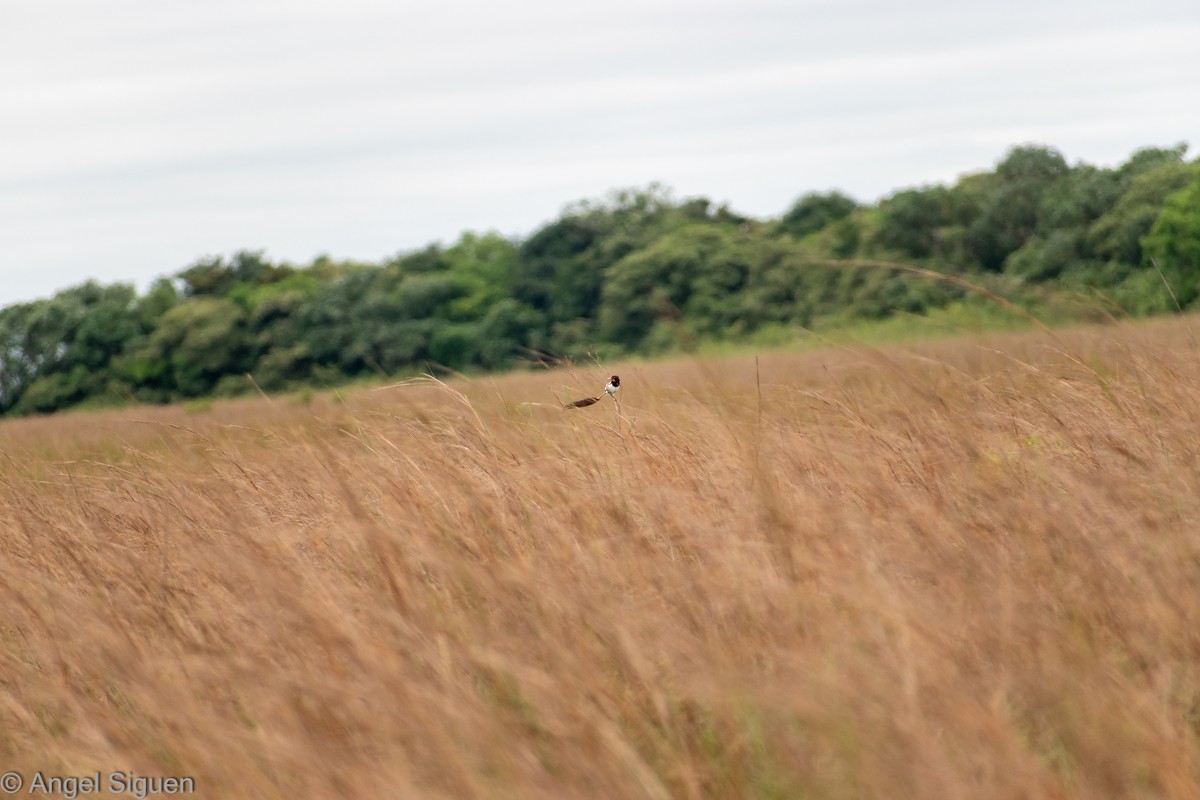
3,0,1199,307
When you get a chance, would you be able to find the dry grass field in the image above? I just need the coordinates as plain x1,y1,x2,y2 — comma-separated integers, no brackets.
2,316,1200,799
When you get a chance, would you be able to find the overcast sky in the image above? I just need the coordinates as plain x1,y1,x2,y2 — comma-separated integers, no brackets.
3,0,1198,307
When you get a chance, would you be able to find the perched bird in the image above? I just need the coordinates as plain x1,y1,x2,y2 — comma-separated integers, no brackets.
564,375,620,408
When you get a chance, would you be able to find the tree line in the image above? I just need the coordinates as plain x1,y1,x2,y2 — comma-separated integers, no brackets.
2,142,1197,416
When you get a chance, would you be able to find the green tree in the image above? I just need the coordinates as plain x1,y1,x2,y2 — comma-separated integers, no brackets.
0,302,45,412
1142,171,1200,306
428,323,483,370
179,250,292,299
11,370,92,415
136,297,250,397
440,232,517,320
738,240,822,328
246,289,313,389
476,299,544,369
1086,162,1195,265
178,256,235,297
968,145,1070,270
134,278,181,328
301,267,451,375
511,187,683,333
393,273,467,319
1035,165,1123,233
1118,142,1189,180
252,344,312,391
0,282,145,413
598,225,750,346
1005,230,1084,281
513,215,609,323
872,186,957,260
65,283,142,372
778,191,858,239
301,268,380,375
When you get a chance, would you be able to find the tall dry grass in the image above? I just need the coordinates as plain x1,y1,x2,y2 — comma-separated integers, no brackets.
2,317,1199,799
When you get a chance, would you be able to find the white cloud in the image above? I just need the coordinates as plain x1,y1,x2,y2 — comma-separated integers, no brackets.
2,0,1198,305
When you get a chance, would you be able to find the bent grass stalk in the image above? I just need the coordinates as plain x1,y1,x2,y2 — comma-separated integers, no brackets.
0,316,1198,798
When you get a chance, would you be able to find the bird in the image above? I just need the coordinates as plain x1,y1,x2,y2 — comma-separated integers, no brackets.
564,375,620,409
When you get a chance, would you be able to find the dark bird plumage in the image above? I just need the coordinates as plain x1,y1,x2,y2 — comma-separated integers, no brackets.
565,375,620,409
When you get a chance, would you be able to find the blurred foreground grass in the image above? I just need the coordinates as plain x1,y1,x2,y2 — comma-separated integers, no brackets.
1,314,1199,798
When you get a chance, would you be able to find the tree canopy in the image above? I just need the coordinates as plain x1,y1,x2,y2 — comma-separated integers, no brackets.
2,142,1196,416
